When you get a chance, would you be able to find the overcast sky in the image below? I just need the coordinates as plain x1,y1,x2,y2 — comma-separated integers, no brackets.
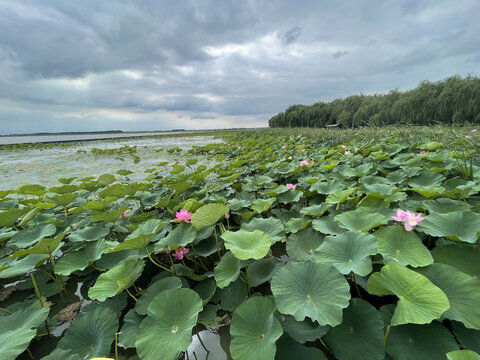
0,1,479,134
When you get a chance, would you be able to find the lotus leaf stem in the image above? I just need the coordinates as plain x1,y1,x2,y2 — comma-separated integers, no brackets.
125,287,138,302
196,325,210,354
26,348,34,360
168,253,178,276
384,325,391,346
213,227,222,259
350,272,362,299
0,307,11,314
146,249,172,273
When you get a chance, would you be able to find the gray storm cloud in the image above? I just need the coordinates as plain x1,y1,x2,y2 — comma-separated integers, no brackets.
0,0,479,133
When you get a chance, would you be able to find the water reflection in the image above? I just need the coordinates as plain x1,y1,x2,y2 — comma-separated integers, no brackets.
186,328,232,360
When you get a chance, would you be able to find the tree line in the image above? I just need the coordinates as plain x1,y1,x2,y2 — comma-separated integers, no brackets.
268,75,480,128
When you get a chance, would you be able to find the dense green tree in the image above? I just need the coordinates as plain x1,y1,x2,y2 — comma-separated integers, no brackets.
268,75,480,128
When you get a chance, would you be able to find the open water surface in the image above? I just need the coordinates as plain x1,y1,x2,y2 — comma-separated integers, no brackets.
0,135,220,190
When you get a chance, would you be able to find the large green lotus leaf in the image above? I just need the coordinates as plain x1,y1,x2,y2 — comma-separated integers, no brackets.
424,198,470,213
447,350,480,360
88,256,145,301
275,334,327,360
408,171,445,188
417,211,480,243
386,322,458,360
230,296,283,360
213,278,247,311
0,328,37,360
334,209,389,232
55,239,117,275
310,179,345,194
193,278,217,305
300,203,330,217
277,314,329,343
11,232,65,258
9,223,57,248
284,217,312,234
271,262,350,326
418,263,480,329
248,258,283,287
119,309,144,348
0,254,47,279
155,223,197,250
324,298,385,360
17,184,46,196
0,208,29,227
278,189,303,204
191,203,229,230
222,230,271,260
68,224,112,243
241,217,285,244
0,301,50,333
99,183,139,198
315,231,377,276
286,228,324,261
363,183,396,196
214,251,244,289
325,188,355,205
0,227,16,242
135,288,203,360
90,206,129,223
367,263,450,325
47,193,78,207
44,306,119,359
452,321,480,353
432,244,480,279
109,219,167,252
49,184,78,194
135,277,182,315
312,216,346,235
374,226,433,267
251,197,276,213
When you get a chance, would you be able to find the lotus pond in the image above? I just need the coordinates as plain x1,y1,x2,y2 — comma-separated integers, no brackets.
1,128,480,360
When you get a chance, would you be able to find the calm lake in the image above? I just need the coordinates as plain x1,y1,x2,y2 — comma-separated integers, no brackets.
0,135,220,190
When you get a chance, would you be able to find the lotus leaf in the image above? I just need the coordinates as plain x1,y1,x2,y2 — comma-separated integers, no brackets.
88,256,145,301
135,277,182,315
271,261,350,326
222,230,271,260
418,211,480,243
214,250,244,289
191,203,229,230
230,296,283,360
135,288,203,360
324,298,385,360
418,263,480,329
334,208,389,232
374,225,433,267
315,231,377,276
367,263,450,325
386,322,458,360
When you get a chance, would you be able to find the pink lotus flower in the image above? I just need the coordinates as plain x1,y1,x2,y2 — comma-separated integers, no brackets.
472,129,477,133
419,150,429,154
392,209,424,231
299,160,309,167
176,161,182,165
466,135,472,140
175,209,192,223
225,212,230,220
341,145,346,150
172,246,189,260
209,150,215,154
237,146,242,150
119,210,130,219
286,183,296,189
281,145,287,149
301,149,305,153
